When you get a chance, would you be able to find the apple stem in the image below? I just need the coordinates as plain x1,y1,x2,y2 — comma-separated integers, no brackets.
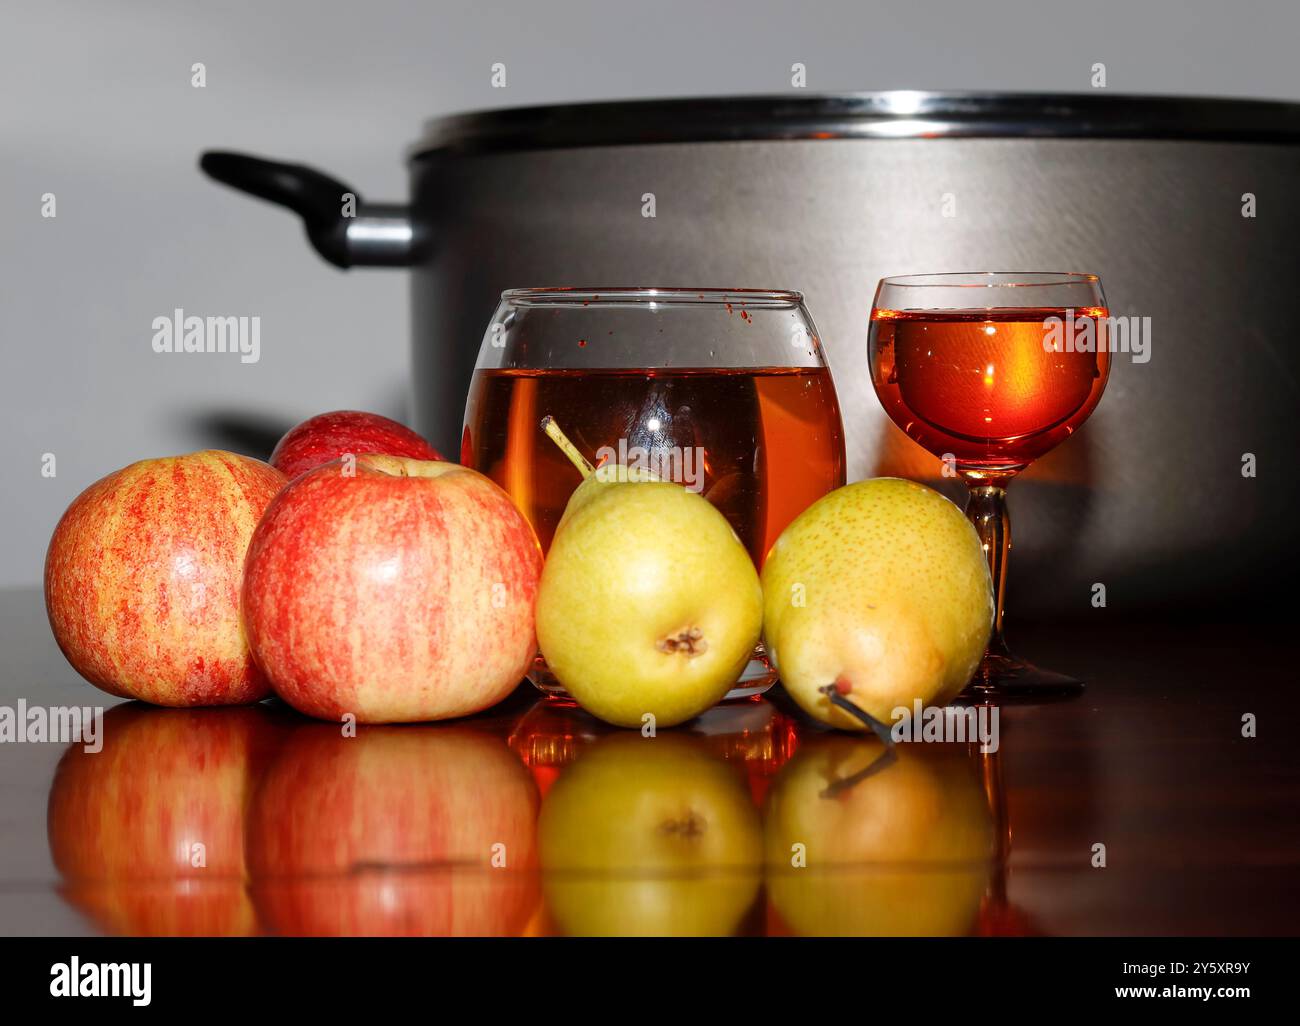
541,416,595,479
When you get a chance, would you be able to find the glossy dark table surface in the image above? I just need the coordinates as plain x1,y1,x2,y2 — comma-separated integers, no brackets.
1,586,1296,937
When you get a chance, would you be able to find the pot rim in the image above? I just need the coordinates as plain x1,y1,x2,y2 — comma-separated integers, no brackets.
412,89,1300,158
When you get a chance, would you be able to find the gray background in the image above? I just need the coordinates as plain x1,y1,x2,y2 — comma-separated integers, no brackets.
4,0,1299,588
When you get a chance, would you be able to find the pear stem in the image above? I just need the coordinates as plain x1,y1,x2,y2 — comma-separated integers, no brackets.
818,684,896,748
540,415,595,479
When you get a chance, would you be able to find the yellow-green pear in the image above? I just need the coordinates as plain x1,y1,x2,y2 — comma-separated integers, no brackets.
535,418,762,729
761,478,993,730
555,461,659,532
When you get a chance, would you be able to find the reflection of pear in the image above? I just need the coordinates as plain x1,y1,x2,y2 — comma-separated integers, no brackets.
247,724,540,936
536,418,762,728
764,735,993,936
539,733,762,935
762,478,993,729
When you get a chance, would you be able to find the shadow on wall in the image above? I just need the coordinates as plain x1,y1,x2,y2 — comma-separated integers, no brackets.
184,411,294,461
178,385,416,462
872,422,1293,623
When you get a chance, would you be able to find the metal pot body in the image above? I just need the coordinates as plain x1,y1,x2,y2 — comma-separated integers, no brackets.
409,136,1298,619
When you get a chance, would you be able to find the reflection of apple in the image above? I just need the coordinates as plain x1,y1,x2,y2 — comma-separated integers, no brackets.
247,724,540,935
242,455,542,723
539,732,762,936
45,450,285,706
47,703,284,936
764,736,993,936
270,410,443,481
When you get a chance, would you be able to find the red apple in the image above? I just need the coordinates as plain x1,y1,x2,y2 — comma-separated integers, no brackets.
269,409,442,481
45,450,286,706
247,723,541,935
47,703,287,936
242,454,542,722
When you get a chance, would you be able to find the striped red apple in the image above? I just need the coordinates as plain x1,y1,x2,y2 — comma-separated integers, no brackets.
45,450,286,706
241,455,541,723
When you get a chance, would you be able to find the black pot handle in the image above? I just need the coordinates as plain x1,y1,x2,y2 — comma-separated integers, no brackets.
199,151,414,268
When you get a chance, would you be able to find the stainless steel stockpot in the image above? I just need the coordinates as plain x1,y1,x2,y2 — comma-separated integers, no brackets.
202,91,1300,618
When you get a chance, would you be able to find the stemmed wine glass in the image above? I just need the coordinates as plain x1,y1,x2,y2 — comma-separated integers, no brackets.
868,272,1110,696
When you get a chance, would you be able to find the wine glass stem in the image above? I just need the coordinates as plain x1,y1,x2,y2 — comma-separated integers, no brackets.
964,483,1012,659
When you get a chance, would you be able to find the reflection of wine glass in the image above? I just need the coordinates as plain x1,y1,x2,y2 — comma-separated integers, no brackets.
463,288,847,698
869,273,1110,696
967,730,1049,937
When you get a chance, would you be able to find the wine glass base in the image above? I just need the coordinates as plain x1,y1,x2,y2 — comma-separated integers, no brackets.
958,652,1084,702
527,644,778,703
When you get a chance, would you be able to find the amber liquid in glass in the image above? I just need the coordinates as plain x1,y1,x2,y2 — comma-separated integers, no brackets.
462,367,845,564
869,307,1110,475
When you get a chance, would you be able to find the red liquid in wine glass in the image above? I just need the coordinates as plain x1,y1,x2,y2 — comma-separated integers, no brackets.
869,306,1110,474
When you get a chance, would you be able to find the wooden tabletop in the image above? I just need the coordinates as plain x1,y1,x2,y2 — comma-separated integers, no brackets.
1,586,1295,937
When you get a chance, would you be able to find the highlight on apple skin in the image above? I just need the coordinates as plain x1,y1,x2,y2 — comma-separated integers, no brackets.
44,449,286,706
241,454,542,723
269,409,443,481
